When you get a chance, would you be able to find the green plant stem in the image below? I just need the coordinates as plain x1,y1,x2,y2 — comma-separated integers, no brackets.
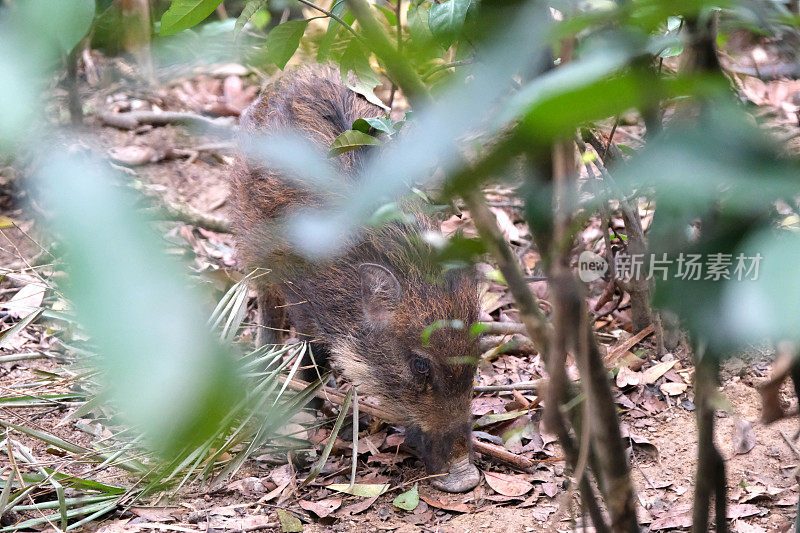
295,0,364,43
344,0,431,108
421,59,474,80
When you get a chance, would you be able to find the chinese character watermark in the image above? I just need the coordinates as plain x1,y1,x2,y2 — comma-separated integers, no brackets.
582,251,763,282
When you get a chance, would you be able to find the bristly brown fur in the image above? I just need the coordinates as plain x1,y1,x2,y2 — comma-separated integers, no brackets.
229,65,480,474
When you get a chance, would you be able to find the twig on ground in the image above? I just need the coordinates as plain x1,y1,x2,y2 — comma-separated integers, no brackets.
478,321,528,336
473,380,542,393
99,111,235,134
145,200,232,233
479,334,536,355
603,324,654,364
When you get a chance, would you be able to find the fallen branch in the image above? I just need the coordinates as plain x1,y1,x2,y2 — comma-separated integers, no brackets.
473,380,542,393
478,321,528,336
147,199,233,233
479,334,536,355
282,377,537,473
99,111,235,133
603,324,654,364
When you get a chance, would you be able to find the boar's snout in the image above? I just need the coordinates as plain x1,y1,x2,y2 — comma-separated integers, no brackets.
431,457,480,493
407,422,480,493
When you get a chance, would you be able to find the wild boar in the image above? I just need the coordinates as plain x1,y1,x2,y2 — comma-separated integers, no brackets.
230,65,481,492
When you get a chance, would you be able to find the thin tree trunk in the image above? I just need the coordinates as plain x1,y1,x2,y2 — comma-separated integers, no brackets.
692,351,727,533
120,0,154,85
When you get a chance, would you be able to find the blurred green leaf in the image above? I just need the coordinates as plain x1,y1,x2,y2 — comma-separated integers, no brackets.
329,129,382,156
36,152,245,458
252,9,272,29
19,0,96,53
317,2,353,61
375,4,398,26
235,0,268,37
160,0,223,35
339,38,389,110
266,20,310,69
428,0,471,48
407,2,436,48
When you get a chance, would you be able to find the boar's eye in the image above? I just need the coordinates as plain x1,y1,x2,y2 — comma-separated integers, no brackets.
411,357,431,375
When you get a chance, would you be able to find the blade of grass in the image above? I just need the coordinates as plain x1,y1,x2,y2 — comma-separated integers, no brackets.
0,499,118,532
271,344,306,407
64,500,119,531
0,393,84,408
300,387,353,488
0,462,14,514
0,353,53,364
220,281,249,342
0,420,144,473
11,494,118,511
54,481,67,531
0,309,42,349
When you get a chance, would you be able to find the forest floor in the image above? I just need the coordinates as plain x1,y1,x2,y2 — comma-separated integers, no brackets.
1,44,800,532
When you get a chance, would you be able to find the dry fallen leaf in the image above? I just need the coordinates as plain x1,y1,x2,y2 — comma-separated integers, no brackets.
490,207,522,242
483,471,534,497
540,481,558,498
659,382,687,396
642,360,678,385
616,366,641,388
4,283,46,319
298,498,341,518
261,481,290,503
338,495,380,516
419,495,470,513
733,417,756,455
129,507,182,522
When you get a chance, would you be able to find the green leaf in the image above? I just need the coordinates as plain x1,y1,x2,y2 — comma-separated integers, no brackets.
235,0,268,37
392,483,419,511
339,38,389,110
160,0,223,35
266,20,310,69
329,130,382,157
485,269,507,285
317,3,352,61
12,0,96,54
407,3,435,46
328,483,390,497
375,5,398,26
428,0,471,48
276,509,303,532
252,9,272,29
35,152,245,459
353,117,394,135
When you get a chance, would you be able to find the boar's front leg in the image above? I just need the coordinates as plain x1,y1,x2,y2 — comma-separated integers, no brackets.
256,288,286,347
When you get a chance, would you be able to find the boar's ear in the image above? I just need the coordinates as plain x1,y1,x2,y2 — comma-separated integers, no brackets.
359,263,402,324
